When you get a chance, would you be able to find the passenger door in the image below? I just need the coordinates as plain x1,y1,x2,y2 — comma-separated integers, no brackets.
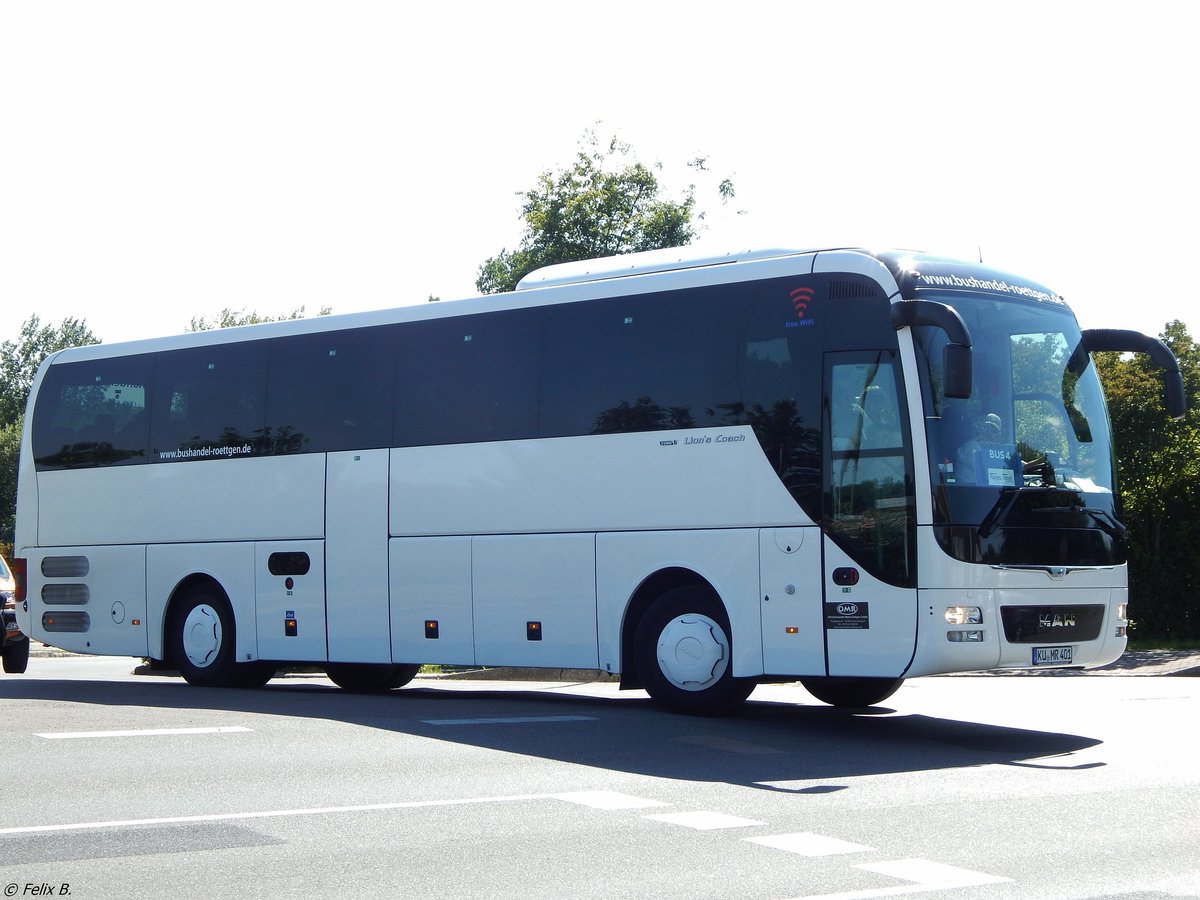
822,352,918,677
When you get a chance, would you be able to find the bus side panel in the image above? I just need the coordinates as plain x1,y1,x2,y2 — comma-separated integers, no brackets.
596,530,763,679
759,527,826,677
473,534,598,669
27,544,148,657
146,542,257,663
389,429,805,537
255,540,326,662
326,450,391,664
390,537,475,666
822,536,918,678
35,456,326,547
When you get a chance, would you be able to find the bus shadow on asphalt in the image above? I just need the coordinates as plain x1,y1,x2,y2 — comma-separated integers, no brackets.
3,675,1103,788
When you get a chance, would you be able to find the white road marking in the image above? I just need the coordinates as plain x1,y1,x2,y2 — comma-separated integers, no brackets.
861,859,1011,888
421,715,597,725
552,791,669,810
0,793,552,835
35,726,252,740
0,779,1016,900
745,832,874,856
643,810,765,831
0,789,671,836
788,857,1012,900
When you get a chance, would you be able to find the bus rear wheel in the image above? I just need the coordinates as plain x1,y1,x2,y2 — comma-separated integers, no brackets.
169,588,241,687
325,663,420,693
800,676,904,708
634,586,755,715
234,661,277,688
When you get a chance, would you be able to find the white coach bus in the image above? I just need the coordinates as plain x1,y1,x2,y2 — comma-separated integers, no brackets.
12,246,1184,713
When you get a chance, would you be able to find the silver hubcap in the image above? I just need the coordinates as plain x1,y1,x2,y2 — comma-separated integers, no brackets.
656,613,729,691
181,604,222,669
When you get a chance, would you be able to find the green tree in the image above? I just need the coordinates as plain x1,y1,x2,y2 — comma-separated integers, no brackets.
187,305,332,332
476,130,735,294
0,421,21,547
0,316,100,428
1095,320,1200,641
0,316,101,543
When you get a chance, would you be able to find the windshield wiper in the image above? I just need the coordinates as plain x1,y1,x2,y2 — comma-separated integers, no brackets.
977,488,1125,540
978,489,1022,539
1081,506,1126,539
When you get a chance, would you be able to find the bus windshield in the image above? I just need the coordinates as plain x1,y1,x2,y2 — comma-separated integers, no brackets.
913,292,1120,566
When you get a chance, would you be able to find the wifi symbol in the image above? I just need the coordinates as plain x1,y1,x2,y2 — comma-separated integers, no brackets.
790,286,814,319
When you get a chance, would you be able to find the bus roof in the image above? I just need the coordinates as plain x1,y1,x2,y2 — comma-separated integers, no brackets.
515,245,849,290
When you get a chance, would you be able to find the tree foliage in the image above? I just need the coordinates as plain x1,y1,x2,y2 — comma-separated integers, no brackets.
187,305,332,332
0,316,100,428
1094,320,1200,642
0,316,101,543
476,131,735,294
0,421,21,546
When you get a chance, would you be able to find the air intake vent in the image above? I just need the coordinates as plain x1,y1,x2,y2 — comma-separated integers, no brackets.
41,556,90,578
829,280,878,300
42,584,91,606
42,611,91,633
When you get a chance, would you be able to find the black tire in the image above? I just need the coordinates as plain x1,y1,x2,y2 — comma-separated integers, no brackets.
800,676,904,708
634,586,755,715
326,662,420,693
234,661,277,689
2,639,30,674
168,587,241,687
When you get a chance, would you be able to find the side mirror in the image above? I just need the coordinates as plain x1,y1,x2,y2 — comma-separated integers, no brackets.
943,344,973,399
1083,328,1187,420
892,299,974,400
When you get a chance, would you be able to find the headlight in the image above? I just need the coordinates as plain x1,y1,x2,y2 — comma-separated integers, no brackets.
947,630,984,642
945,606,982,626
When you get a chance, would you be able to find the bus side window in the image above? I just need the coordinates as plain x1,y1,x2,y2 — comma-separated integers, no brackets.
394,309,541,447
266,327,395,454
149,342,268,455
540,287,740,439
31,357,152,469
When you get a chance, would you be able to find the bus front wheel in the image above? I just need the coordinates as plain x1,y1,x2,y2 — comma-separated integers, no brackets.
800,676,904,708
634,586,755,715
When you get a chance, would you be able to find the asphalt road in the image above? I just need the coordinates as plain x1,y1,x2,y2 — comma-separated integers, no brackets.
0,656,1197,900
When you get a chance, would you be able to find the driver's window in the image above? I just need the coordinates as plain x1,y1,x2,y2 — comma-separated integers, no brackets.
1011,331,1094,482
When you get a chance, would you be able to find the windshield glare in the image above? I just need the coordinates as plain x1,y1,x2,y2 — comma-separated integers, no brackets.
916,293,1116,523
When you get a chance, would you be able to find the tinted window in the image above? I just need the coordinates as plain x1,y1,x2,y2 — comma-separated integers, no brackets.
32,356,152,469
395,308,542,446
741,277,824,520
149,341,268,462
267,327,395,453
825,352,915,587
541,287,742,437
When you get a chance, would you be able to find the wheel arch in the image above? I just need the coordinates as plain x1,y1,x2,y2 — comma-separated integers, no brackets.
618,566,724,690
161,573,230,669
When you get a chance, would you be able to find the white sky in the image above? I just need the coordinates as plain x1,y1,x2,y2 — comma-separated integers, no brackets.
2,1,1196,346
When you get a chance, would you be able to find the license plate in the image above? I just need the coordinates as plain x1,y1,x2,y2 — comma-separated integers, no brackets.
1032,646,1073,666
